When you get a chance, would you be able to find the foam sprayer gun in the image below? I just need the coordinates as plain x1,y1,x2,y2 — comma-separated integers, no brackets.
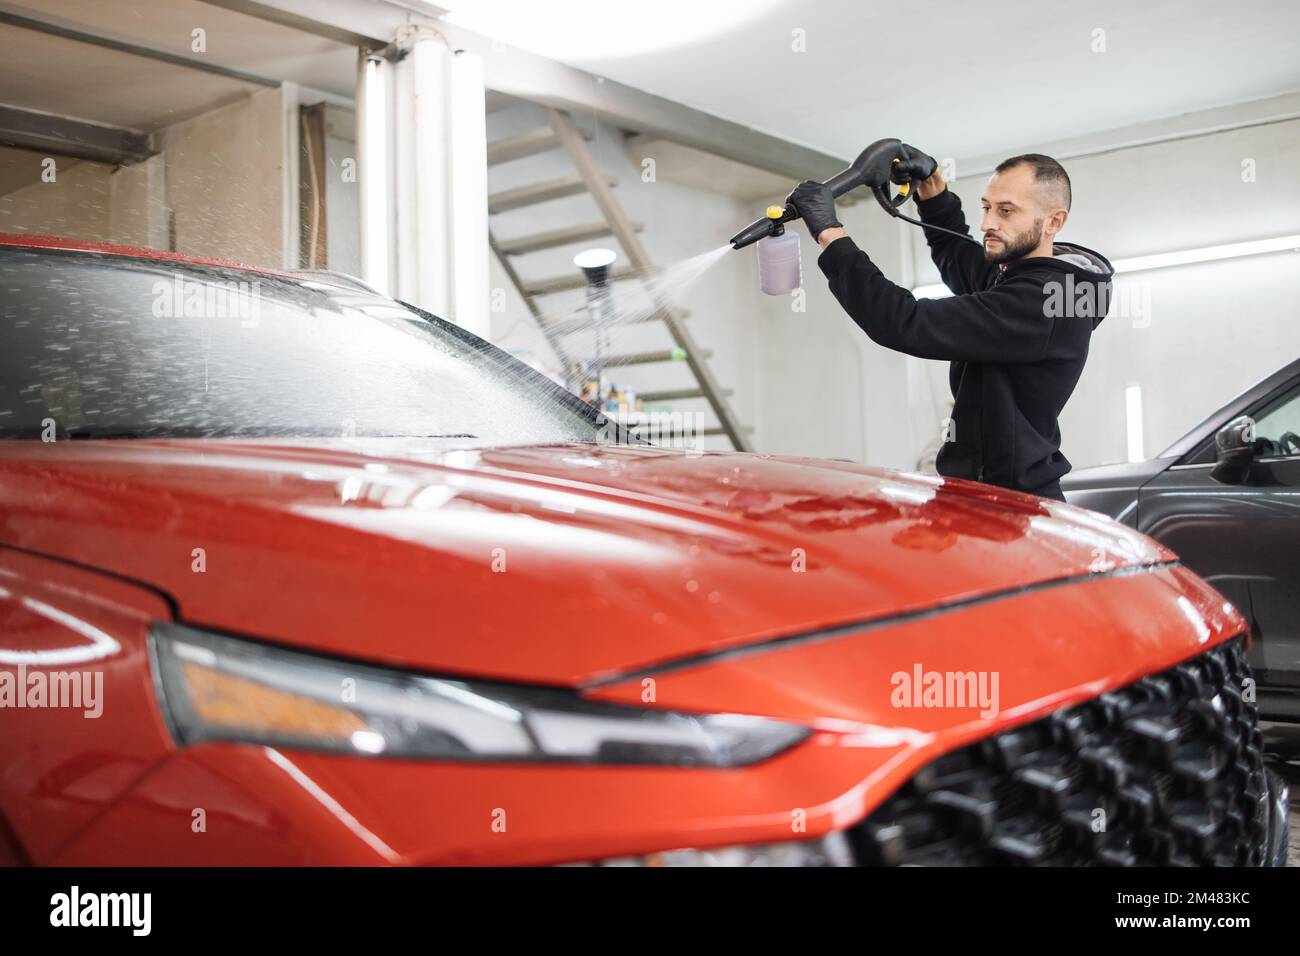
731,137,974,295
730,137,916,252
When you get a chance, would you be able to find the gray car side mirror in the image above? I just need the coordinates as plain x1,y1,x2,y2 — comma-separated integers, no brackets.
1211,415,1256,485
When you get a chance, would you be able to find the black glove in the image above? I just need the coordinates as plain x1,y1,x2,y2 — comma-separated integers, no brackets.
890,144,937,185
785,180,841,239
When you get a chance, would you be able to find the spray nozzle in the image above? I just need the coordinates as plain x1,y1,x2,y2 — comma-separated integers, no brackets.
728,204,794,250
730,138,919,250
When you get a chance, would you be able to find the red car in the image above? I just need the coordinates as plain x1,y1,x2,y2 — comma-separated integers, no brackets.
0,235,1287,866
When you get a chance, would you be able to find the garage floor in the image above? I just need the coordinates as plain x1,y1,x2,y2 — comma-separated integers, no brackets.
1261,723,1300,866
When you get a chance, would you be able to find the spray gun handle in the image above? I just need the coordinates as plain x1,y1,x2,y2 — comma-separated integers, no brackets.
873,159,914,217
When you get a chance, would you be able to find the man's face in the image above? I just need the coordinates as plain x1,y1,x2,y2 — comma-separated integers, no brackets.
980,165,1050,264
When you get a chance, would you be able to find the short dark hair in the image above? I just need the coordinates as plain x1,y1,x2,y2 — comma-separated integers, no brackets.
994,153,1071,210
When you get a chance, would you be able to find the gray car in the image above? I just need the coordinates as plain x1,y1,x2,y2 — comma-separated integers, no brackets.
1064,359,1300,720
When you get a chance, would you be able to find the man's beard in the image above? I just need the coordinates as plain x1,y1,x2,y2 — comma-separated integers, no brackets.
983,218,1044,263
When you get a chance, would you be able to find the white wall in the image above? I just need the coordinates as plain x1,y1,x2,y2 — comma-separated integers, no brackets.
755,195,914,465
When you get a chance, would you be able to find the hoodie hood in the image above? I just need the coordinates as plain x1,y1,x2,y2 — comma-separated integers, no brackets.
1052,241,1113,277
1055,242,1113,331
1005,241,1114,331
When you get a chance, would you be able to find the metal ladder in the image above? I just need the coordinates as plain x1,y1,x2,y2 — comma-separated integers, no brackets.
486,105,751,452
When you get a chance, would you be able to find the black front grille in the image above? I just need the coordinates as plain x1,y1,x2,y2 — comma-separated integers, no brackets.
852,637,1271,865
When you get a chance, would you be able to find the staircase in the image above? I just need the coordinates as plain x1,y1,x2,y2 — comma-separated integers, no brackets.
485,104,751,452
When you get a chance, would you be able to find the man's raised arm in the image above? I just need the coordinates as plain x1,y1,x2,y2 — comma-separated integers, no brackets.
911,166,998,297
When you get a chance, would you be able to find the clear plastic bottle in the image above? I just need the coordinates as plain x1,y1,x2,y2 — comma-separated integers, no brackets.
757,229,802,295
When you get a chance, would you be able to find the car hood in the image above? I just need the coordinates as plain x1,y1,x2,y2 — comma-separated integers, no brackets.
0,439,1172,684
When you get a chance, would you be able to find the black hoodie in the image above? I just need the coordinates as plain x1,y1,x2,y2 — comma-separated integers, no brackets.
816,187,1113,497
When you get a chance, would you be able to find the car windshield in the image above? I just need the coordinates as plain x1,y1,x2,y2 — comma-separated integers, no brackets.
0,247,609,444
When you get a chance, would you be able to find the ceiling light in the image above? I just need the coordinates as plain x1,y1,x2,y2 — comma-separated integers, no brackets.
1111,234,1300,274
1125,384,1144,463
574,248,617,270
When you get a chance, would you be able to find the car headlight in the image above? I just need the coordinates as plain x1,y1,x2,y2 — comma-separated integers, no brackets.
148,623,810,767
575,831,854,867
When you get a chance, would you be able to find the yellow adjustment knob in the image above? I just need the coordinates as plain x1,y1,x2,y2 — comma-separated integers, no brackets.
766,205,785,219
897,182,911,196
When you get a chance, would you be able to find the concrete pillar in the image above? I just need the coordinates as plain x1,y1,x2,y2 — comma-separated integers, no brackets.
108,153,168,249
357,49,394,296
446,48,490,341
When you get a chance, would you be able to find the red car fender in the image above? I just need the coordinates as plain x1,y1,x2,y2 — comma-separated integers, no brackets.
0,548,175,863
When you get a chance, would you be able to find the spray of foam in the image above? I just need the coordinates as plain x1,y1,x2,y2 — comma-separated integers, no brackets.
538,243,732,338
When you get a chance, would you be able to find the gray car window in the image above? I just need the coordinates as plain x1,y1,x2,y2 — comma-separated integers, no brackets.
1253,389,1300,457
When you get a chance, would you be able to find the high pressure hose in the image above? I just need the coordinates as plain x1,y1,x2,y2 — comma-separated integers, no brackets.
888,206,982,244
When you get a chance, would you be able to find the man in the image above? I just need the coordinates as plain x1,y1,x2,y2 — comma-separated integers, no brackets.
786,149,1113,501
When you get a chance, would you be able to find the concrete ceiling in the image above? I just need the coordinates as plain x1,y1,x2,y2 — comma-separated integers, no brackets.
443,0,1300,161
2,0,1295,175
0,19,262,131
12,0,359,95
0,0,356,131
